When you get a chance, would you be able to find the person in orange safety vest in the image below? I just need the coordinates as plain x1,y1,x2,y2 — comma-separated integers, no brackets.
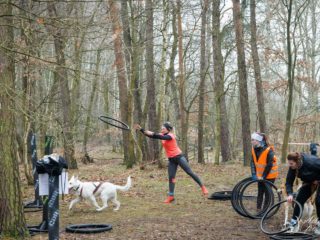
251,132,278,210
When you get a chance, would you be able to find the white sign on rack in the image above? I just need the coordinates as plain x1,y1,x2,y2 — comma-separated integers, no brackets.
39,171,69,196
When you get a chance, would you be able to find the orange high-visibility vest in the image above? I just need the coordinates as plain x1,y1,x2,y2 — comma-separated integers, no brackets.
252,147,278,179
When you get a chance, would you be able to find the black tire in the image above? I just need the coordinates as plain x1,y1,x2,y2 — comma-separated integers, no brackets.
260,199,302,235
208,191,232,200
231,177,252,218
66,224,112,234
239,180,281,219
98,116,130,130
24,208,42,213
270,232,316,240
27,225,48,234
24,201,43,212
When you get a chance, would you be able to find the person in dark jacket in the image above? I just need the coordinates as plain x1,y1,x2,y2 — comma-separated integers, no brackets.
286,152,320,234
251,132,278,211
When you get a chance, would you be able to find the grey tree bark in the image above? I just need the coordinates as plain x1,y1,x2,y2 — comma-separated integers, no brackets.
232,0,251,166
212,0,232,163
47,2,77,169
0,2,28,236
250,0,267,133
108,0,136,167
145,0,160,162
198,0,209,164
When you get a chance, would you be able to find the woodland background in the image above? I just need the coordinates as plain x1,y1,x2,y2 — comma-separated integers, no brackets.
0,0,319,237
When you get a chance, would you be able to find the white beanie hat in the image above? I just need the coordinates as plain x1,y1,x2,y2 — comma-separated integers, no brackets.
251,132,263,142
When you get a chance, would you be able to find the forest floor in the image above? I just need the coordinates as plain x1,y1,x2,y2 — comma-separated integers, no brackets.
20,143,289,240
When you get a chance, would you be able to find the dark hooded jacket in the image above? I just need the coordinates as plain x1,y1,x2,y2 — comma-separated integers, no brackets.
285,153,320,195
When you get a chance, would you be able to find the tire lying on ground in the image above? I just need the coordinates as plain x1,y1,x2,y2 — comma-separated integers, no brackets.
66,224,112,234
269,232,316,240
208,191,232,200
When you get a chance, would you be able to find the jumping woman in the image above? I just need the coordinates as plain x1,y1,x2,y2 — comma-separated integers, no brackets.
135,122,208,204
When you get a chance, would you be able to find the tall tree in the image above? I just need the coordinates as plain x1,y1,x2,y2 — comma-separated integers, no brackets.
82,49,101,164
280,0,308,163
198,0,209,164
19,0,35,185
212,0,232,163
167,2,180,124
232,0,251,166
47,2,77,169
250,0,267,133
145,0,160,162
0,2,28,237
108,0,136,167
121,1,148,162
176,0,188,155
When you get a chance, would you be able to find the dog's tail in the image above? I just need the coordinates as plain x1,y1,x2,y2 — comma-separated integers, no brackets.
116,176,131,192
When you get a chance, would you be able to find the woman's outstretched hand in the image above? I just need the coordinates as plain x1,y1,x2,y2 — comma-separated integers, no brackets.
134,124,142,130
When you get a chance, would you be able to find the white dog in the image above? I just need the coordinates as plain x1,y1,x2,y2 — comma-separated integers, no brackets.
68,175,131,211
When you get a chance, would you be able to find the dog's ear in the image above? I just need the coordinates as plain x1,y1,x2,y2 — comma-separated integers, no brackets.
75,175,78,181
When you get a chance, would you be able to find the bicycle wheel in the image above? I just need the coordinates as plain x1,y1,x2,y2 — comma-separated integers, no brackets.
98,116,130,130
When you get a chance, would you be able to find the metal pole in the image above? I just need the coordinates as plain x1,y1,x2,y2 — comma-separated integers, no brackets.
25,133,43,208
48,175,59,240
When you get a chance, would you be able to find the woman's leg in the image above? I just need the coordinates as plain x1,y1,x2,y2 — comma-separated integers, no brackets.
257,181,264,210
314,186,320,234
292,183,312,220
168,159,178,196
177,155,203,187
257,179,275,210
315,185,320,221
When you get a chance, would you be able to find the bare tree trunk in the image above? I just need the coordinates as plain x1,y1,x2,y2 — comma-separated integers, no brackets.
176,0,188,156
157,0,169,167
82,50,101,164
121,0,132,79
232,0,251,166
250,0,267,133
167,2,180,124
281,0,294,163
47,2,77,169
212,0,232,162
145,0,160,162
21,68,33,185
198,0,208,164
108,0,136,167
0,2,28,236
212,1,232,163
121,1,147,161
19,0,35,185
281,0,308,162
